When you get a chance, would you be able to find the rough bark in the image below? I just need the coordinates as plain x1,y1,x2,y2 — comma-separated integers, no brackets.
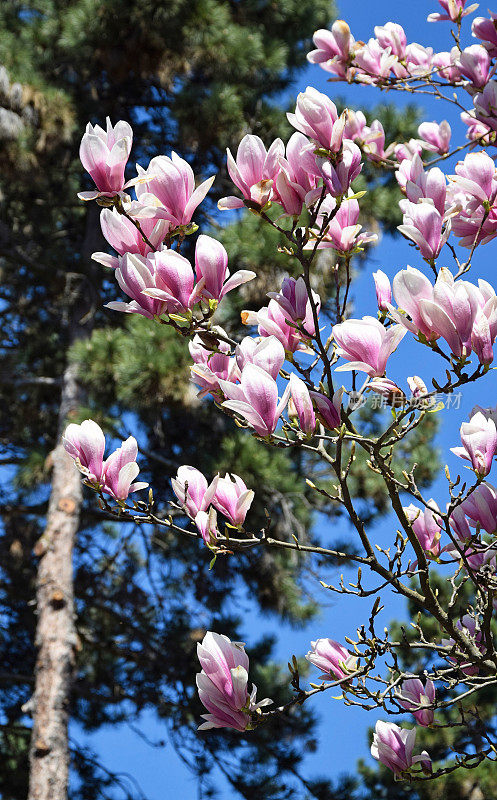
27,360,82,800
28,204,101,800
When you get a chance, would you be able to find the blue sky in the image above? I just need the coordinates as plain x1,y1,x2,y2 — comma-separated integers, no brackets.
76,2,497,797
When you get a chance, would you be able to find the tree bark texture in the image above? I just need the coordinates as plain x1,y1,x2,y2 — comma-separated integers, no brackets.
28,203,101,800
27,360,83,800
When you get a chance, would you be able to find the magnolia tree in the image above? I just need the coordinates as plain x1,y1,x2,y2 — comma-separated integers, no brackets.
67,0,497,784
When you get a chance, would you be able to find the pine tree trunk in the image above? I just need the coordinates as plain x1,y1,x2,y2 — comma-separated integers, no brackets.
27,360,83,800
28,204,100,800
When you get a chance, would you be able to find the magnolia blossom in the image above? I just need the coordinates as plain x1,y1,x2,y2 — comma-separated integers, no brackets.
306,196,377,253
130,152,215,228
354,38,398,84
63,420,106,484
195,507,219,546
102,437,149,501
374,22,407,58
171,465,218,518
196,632,271,731
474,80,497,132
267,276,321,334
404,501,442,559
287,87,347,152
457,44,492,87
93,207,170,267
461,482,497,533
78,118,134,200
451,411,497,476
316,140,363,197
235,336,285,380
395,678,436,726
389,266,497,363
194,235,256,302
189,335,239,400
398,199,450,260
107,235,254,319
289,374,316,435
418,120,452,154
371,721,432,776
274,133,319,216
311,389,342,431
332,316,406,377
428,0,479,23
220,364,290,437
213,474,254,527
307,20,354,78
218,134,284,210
306,638,357,680
373,270,392,312
242,299,313,354
472,13,497,56
63,421,147,500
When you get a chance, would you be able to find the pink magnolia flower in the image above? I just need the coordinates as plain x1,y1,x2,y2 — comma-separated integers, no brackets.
367,377,406,407
451,411,497,476
457,44,492,87
449,505,473,543
289,374,316,435
171,466,219,518
306,196,377,254
287,87,347,153
242,299,312,354
474,80,497,132
218,134,284,211
196,632,271,731
374,22,407,58
189,335,239,400
213,474,255,527
131,152,215,227
405,43,435,77
373,270,392,312
461,482,497,533
371,722,432,776
428,0,479,23
63,419,106,484
102,436,149,501
106,250,196,319
316,140,363,197
460,109,493,144
267,276,321,335
354,39,398,84
398,199,450,260
396,678,436,726
471,310,494,365
306,638,357,680
307,20,354,78
235,336,285,380
63,421,147,500
194,235,255,302
310,389,342,431
220,364,290,438
92,208,170,268
472,13,497,56
451,151,497,205
195,507,219,546
274,133,319,216
332,316,406,377
78,118,134,200
344,110,368,142
390,266,492,360
418,120,452,154
404,501,442,558
432,50,461,81
362,120,392,162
